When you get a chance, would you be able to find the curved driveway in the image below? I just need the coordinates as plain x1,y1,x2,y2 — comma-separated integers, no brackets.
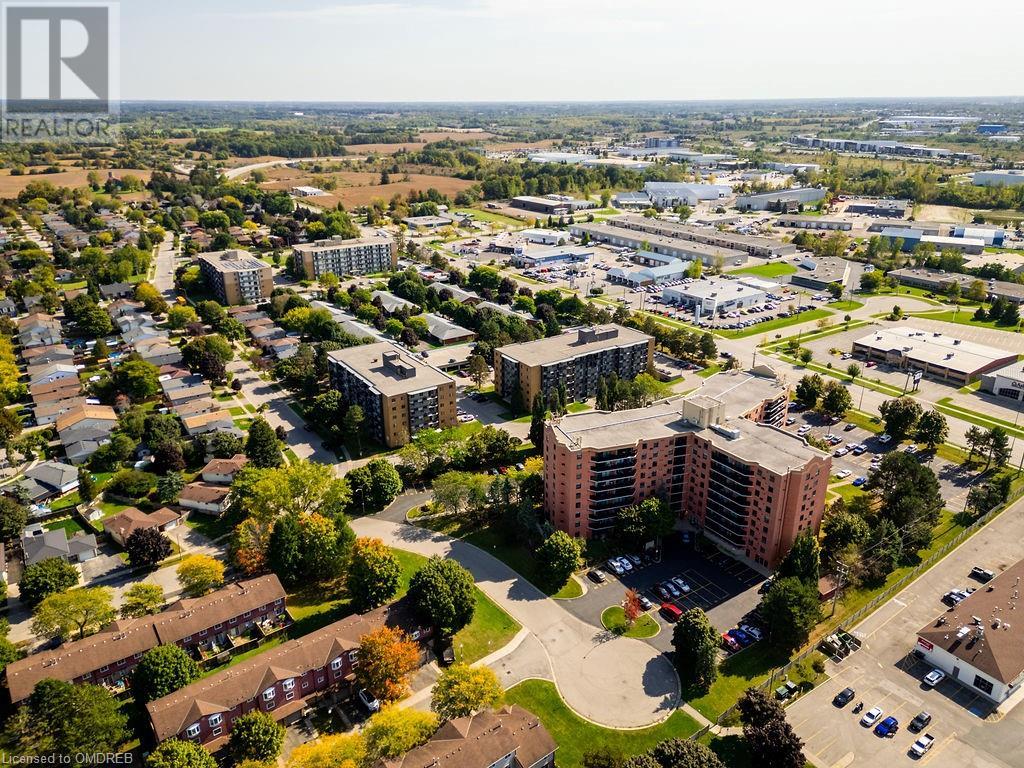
350,517,679,728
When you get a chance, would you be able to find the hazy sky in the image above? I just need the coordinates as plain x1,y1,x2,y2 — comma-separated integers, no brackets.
122,0,1022,102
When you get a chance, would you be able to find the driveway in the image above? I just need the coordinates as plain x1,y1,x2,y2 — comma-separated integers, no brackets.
786,491,1024,768
350,517,680,729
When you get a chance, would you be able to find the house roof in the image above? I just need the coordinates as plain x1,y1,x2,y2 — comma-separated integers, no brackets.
104,506,180,542
145,598,422,742
56,404,117,433
21,527,97,566
181,410,234,430
200,454,248,478
379,706,556,768
22,461,78,492
5,575,285,703
423,313,475,343
178,482,231,505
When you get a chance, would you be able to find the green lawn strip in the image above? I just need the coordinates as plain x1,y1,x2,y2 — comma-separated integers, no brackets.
228,406,246,416
857,286,948,305
284,448,300,464
566,401,591,414
43,516,87,535
452,590,521,664
455,208,526,227
958,381,982,394
727,262,797,278
773,353,904,397
760,319,872,350
717,309,833,339
696,364,721,378
600,606,659,639
934,398,1024,439
687,642,792,721
908,309,1024,333
504,679,700,768
829,300,864,312
551,577,583,600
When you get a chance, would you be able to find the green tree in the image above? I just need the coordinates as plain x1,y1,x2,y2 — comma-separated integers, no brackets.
794,374,823,408
878,396,922,440
777,530,820,585
467,354,489,390
864,452,942,551
614,497,676,550
534,530,582,592
267,514,304,587
672,608,718,693
111,358,161,401
120,582,164,619
133,644,201,702
649,738,725,768
346,537,401,611
988,426,1012,468
820,505,870,560
156,470,185,503
431,664,503,720
819,380,852,419
176,554,225,597
166,305,199,329
19,557,78,607
363,707,438,762
125,527,172,568
760,576,821,651
147,739,218,768
409,557,476,636
846,362,861,381
7,679,127,757
31,586,116,641
245,416,283,468
528,393,547,448
77,466,97,502
797,348,813,365
915,410,948,450
0,496,27,543
229,711,285,763
343,404,365,453
737,689,805,768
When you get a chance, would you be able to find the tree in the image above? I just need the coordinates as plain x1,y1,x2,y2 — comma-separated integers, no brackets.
346,537,401,611
819,380,852,419
623,588,643,626
431,664,503,720
864,452,942,551
794,374,823,408
31,586,116,641
111,358,161,401
182,334,234,369
467,354,489,390
348,458,402,514
988,426,1012,468
649,738,725,768
820,506,870,560
166,305,199,329
176,554,225,597
7,679,127,757
777,530,820,585
267,514,304,587
965,425,989,463
120,582,164,619
245,416,283,468
209,430,244,459
846,363,861,381
738,689,805,768
760,576,821,651
797,348,813,365
363,706,438,762
78,466,97,502
147,739,218,768
286,733,366,768
878,396,922,440
125,526,172,568
133,644,201,702
18,556,78,607
341,404,365,452
409,557,476,636
198,350,227,383
356,625,421,702
615,497,676,550
534,530,582,591
672,608,718,693
230,711,285,763
915,410,948,450
529,392,547,449
157,470,185,503
0,496,27,542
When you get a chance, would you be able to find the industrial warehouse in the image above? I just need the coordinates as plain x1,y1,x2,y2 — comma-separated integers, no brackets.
852,327,1018,385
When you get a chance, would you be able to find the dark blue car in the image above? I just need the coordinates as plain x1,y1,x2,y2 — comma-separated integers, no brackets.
728,628,753,647
874,716,899,737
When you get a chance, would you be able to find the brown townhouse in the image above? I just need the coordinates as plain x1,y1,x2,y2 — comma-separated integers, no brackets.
4,575,287,704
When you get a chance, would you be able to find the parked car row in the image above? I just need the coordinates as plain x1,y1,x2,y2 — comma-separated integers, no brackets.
721,620,763,653
835,682,939,756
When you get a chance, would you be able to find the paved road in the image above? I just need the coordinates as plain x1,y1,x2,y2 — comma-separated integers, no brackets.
153,232,178,299
222,156,351,181
350,516,680,728
787,490,1024,768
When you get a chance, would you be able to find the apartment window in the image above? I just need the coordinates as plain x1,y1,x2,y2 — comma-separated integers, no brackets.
265,701,276,711
214,623,223,630
185,723,201,738
199,629,207,637
282,678,295,692
98,665,109,672
183,635,192,642
331,657,343,671
317,676,325,684
302,680,310,690
262,688,276,701
209,713,223,727
212,727,223,737
285,692,295,701
242,611,251,618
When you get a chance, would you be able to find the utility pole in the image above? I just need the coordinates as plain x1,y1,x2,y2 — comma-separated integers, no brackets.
831,561,850,618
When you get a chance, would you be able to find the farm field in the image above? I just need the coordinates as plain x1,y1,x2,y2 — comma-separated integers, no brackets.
0,168,153,197
260,166,476,208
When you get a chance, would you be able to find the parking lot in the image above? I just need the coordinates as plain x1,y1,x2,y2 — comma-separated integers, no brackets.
563,539,765,656
786,488,1024,768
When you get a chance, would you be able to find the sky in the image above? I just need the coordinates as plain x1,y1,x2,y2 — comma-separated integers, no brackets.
120,0,1024,102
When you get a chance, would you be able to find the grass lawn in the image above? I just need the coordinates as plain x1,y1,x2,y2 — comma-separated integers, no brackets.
717,309,833,339
829,482,867,505
229,406,246,416
452,590,521,664
909,309,1023,333
601,606,659,639
687,642,793,720
728,262,797,278
934,397,1024,440
504,679,701,768
552,577,583,600
284,448,300,464
183,512,236,541
829,300,864,312
566,402,591,414
43,516,86,535
696,364,722,378
455,208,526,227
50,491,82,512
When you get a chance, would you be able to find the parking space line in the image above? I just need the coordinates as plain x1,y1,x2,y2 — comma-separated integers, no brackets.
919,731,957,765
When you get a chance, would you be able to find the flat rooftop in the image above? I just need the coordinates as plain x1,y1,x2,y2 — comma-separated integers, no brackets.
917,558,1024,685
293,236,390,253
327,342,455,396
666,278,765,301
197,250,267,273
854,327,1016,374
550,373,821,474
571,222,745,259
793,257,852,284
497,324,652,367
610,214,785,250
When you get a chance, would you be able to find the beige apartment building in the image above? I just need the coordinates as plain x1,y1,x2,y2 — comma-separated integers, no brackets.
293,236,395,279
326,342,457,448
543,369,830,571
197,250,273,305
493,325,654,409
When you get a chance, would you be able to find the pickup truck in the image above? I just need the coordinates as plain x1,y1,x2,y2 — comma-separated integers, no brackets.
909,733,935,758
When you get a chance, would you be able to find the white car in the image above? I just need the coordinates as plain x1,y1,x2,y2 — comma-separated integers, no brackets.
878,434,893,444
923,669,946,688
739,623,763,641
860,706,883,727
910,734,935,757
357,688,381,713
617,557,634,573
797,425,811,435
835,469,852,479
606,559,625,576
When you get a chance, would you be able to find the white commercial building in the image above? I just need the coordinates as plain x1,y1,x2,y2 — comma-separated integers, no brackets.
852,327,1017,385
973,170,1024,188
662,279,767,317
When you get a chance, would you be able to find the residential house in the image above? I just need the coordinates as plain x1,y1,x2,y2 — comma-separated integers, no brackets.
104,506,182,547
181,410,235,437
199,454,248,485
21,523,98,566
423,313,476,346
178,482,231,516
56,404,117,464
33,396,87,426
9,461,79,504
99,282,135,301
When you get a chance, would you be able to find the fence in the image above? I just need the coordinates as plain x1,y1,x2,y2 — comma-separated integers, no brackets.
706,490,1013,729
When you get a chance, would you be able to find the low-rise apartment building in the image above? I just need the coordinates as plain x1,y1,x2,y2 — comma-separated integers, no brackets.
327,342,457,448
198,250,273,305
4,575,287,704
293,236,395,279
543,369,830,570
493,325,653,408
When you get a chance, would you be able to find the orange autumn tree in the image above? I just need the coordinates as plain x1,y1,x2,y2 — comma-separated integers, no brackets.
355,626,420,703
623,589,643,627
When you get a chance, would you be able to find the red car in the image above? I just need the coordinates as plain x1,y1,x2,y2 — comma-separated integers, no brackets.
660,603,682,622
721,633,741,653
